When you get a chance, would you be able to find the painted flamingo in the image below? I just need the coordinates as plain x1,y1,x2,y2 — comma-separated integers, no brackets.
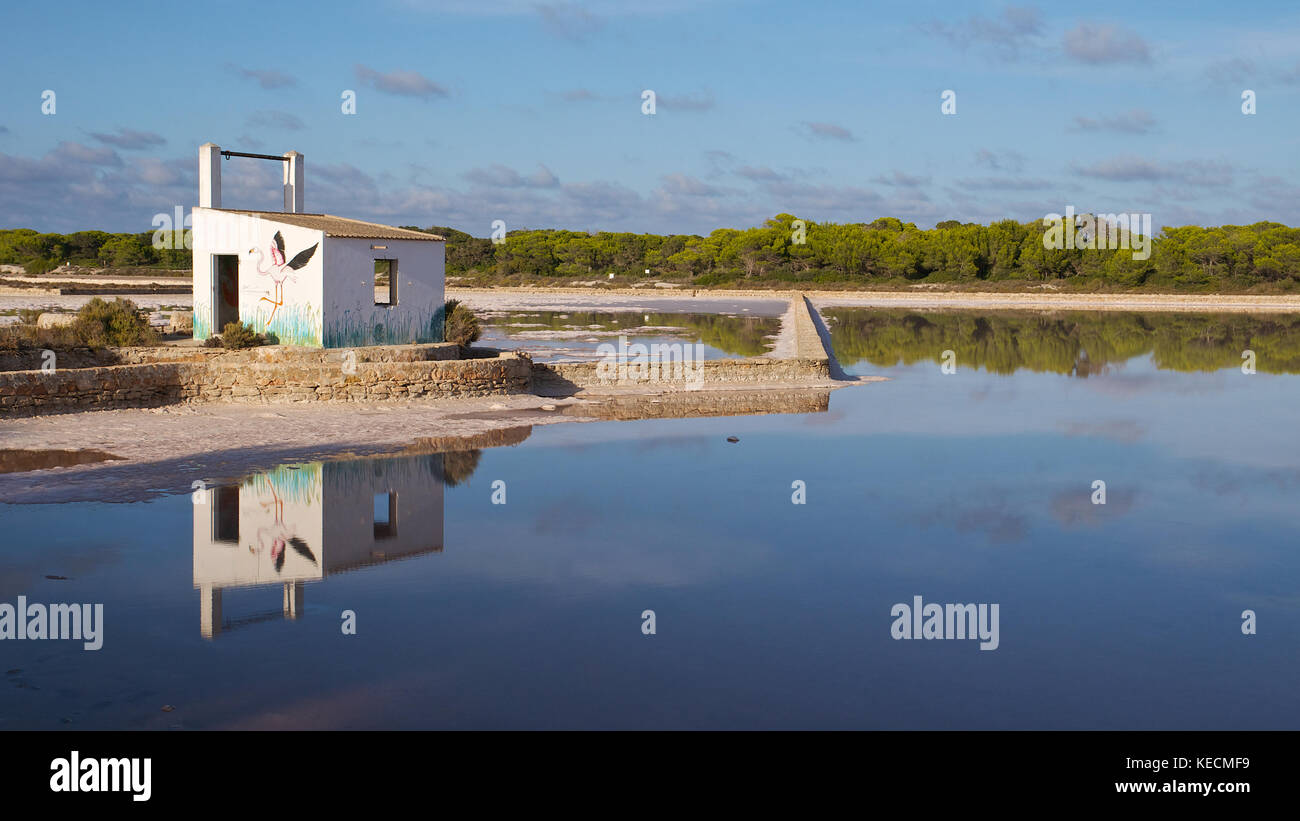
247,231,318,327
253,484,318,573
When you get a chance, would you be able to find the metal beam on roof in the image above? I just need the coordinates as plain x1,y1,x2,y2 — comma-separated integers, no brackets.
220,150,290,162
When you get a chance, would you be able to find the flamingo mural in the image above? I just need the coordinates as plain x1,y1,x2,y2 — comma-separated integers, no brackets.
247,231,318,327
253,482,319,574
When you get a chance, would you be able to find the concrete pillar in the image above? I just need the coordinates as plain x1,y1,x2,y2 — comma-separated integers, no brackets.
199,143,221,209
283,581,305,618
200,585,222,638
283,151,304,213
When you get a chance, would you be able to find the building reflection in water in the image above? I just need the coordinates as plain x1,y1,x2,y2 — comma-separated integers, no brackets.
188,395,834,638
192,452,454,638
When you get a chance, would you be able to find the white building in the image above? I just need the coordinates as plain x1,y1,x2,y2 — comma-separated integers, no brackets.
191,143,445,347
192,453,447,638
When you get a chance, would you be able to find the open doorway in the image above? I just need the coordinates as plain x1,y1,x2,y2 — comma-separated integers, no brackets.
212,485,240,545
214,254,239,330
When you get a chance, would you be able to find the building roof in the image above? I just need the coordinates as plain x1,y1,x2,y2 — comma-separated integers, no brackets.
212,209,445,241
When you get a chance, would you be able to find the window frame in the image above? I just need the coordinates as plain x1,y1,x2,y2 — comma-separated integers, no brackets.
374,258,398,307
373,491,397,540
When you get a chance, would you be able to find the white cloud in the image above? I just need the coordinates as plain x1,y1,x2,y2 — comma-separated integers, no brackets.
1063,23,1151,64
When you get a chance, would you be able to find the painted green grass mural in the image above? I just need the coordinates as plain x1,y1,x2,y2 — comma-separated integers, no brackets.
324,453,447,491
244,302,322,347
247,463,323,505
192,299,212,340
324,306,444,348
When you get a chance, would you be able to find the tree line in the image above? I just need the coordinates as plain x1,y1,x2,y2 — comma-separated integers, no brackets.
0,229,188,273
417,216,1300,292
7,215,1300,292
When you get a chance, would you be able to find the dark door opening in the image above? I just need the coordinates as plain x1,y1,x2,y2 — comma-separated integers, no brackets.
215,254,240,330
213,485,240,544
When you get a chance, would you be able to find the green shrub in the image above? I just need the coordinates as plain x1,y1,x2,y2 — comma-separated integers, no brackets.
0,324,80,351
442,299,482,346
219,320,263,349
72,297,156,347
23,257,58,276
693,272,737,287
16,308,42,325
439,449,482,487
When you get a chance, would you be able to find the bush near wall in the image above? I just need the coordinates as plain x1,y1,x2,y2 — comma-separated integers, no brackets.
72,298,157,347
442,299,482,346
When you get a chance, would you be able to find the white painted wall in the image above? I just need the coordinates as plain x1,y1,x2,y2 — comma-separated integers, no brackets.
322,236,445,348
192,468,328,589
193,209,443,347
318,455,446,571
192,208,325,345
192,455,444,587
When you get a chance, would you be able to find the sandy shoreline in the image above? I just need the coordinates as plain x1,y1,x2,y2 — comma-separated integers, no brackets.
0,395,597,504
0,377,871,503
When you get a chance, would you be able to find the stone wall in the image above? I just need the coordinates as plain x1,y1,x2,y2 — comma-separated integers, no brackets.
563,388,831,420
189,353,531,404
0,348,122,372
0,362,193,413
0,352,531,416
791,294,833,360
209,342,463,366
0,341,463,373
532,357,832,396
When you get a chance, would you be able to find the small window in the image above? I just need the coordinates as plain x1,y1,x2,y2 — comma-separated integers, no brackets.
373,492,397,539
374,260,397,305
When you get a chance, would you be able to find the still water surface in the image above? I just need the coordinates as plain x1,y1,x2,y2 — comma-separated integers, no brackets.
0,308,1295,729
478,309,781,362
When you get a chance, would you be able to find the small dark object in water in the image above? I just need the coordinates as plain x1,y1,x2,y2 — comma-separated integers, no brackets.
726,436,739,443
161,705,174,712
45,575,68,580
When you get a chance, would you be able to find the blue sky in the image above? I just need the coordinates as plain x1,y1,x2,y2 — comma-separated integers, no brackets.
2,0,1299,234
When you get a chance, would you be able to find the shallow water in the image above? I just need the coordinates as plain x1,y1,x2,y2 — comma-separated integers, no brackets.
0,308,1295,729
479,309,781,362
